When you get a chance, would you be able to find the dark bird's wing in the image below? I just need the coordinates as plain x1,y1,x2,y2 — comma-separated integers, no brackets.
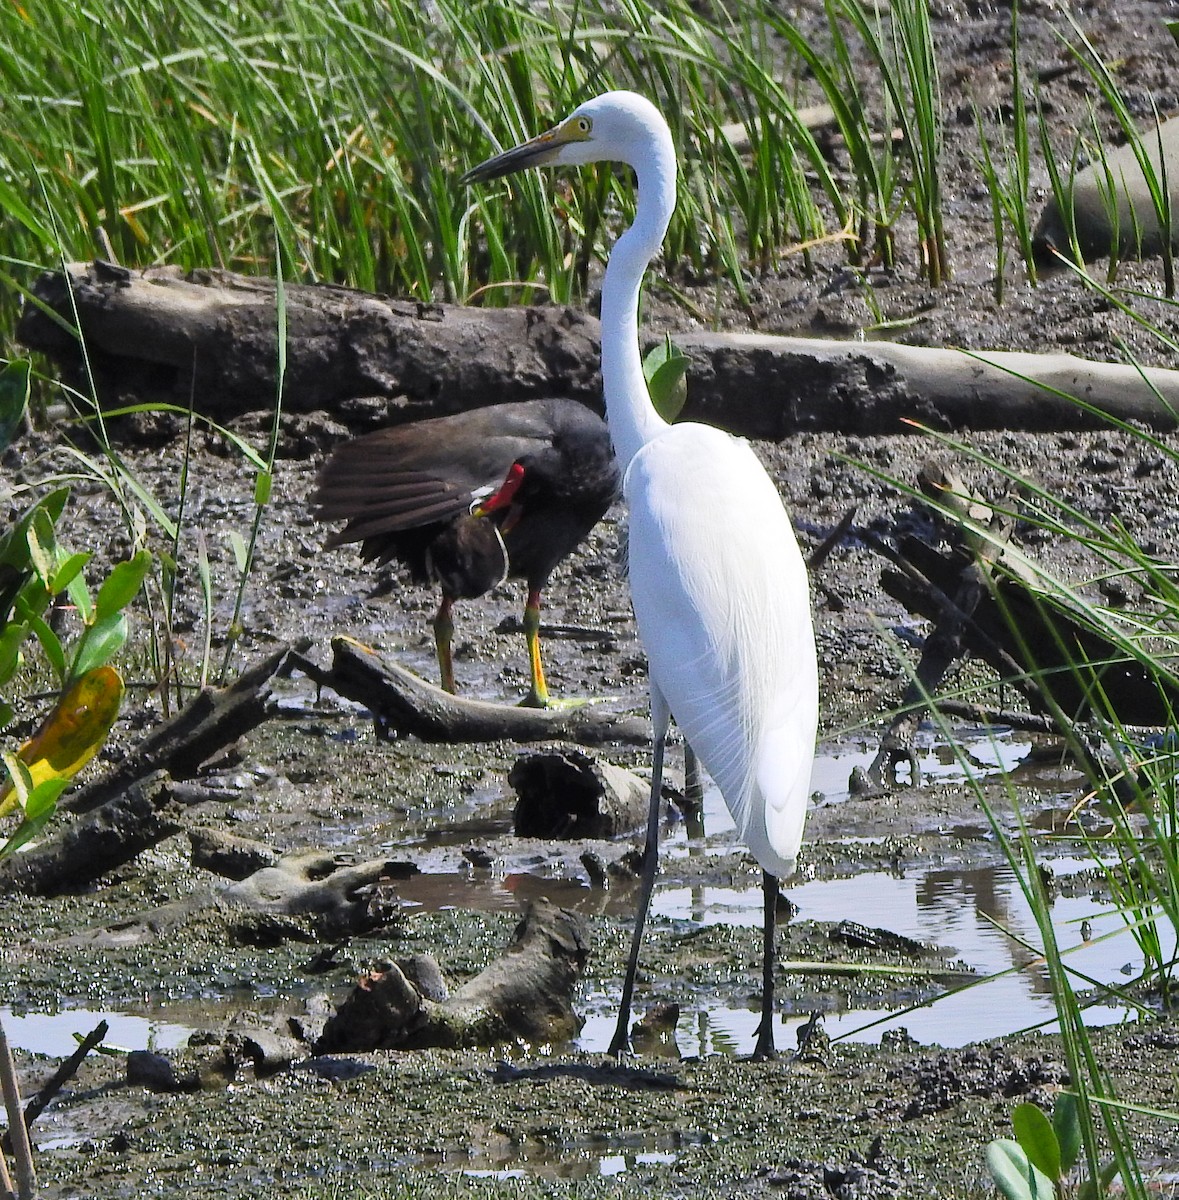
314,401,602,548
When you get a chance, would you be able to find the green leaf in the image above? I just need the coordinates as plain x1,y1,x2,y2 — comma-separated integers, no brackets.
0,359,30,452
1052,1092,1082,1174
986,1139,1056,1200
254,469,273,506
95,550,152,620
1167,19,1179,50
228,530,248,573
65,568,94,626
1012,1103,1061,1182
50,551,93,600
0,777,70,861
25,509,56,585
643,334,690,422
23,772,66,823
26,609,66,684
0,620,29,687
0,488,68,571
71,613,128,678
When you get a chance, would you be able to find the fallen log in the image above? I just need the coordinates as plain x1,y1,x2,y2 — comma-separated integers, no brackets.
312,637,650,746
0,770,184,896
18,262,1179,438
315,898,588,1051
1034,114,1179,264
16,262,602,425
674,333,1179,437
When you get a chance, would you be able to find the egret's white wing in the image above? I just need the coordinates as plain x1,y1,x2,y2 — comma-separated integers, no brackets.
625,423,818,876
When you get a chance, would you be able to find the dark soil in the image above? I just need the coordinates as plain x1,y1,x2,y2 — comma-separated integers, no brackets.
5,0,1179,1196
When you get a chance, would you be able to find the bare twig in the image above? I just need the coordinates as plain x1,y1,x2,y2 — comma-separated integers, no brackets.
7,1021,109,1152
0,1017,35,1200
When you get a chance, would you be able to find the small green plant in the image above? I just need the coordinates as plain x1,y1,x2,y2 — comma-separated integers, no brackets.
973,1,1038,302
0,487,148,854
642,333,690,422
987,1096,1120,1200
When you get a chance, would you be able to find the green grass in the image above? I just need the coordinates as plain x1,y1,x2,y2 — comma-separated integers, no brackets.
3,0,1174,361
0,0,844,343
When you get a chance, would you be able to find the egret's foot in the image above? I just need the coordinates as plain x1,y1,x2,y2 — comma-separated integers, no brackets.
607,1030,633,1058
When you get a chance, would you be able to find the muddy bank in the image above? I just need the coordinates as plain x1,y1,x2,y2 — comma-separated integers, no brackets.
4,422,1177,1198
13,1025,1177,1198
7,0,1179,1193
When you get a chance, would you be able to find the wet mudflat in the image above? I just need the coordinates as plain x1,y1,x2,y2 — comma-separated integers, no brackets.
5,425,1178,1199
8,0,1179,1193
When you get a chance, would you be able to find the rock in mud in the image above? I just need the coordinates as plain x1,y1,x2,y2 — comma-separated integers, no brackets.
223,1013,308,1077
125,1050,199,1094
1034,115,1179,264
509,747,648,837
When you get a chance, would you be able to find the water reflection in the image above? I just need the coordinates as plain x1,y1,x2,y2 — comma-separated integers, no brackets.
3,729,1163,1063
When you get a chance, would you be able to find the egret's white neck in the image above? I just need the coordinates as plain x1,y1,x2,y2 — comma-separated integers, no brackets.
600,136,677,469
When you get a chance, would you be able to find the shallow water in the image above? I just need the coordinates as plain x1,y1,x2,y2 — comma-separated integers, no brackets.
6,728,1165,1064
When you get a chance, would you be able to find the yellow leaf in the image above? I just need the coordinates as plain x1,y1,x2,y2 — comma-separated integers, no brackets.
0,666,124,817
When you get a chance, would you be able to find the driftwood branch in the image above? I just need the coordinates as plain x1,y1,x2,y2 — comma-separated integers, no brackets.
3,1021,109,1157
881,535,1179,727
868,461,1179,787
1,646,297,895
312,637,650,746
17,262,1179,438
62,848,398,948
315,899,588,1051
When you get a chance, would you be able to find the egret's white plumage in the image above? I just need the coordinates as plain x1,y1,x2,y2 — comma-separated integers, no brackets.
627,425,817,876
463,90,818,1058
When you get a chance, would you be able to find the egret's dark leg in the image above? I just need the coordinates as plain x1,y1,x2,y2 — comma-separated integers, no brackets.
752,869,779,1061
433,595,457,694
608,690,670,1057
520,587,550,709
683,743,705,840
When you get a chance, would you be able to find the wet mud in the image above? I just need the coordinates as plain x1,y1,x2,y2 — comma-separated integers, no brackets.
7,0,1179,1194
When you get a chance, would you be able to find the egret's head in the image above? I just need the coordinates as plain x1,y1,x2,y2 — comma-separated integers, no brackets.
461,91,666,184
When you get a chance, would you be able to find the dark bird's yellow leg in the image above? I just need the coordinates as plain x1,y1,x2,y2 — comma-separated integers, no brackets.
521,588,551,708
434,596,457,694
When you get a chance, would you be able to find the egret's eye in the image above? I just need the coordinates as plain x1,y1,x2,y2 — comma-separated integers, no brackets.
575,117,592,134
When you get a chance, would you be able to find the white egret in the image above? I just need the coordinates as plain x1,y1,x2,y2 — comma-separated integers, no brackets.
463,91,818,1058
